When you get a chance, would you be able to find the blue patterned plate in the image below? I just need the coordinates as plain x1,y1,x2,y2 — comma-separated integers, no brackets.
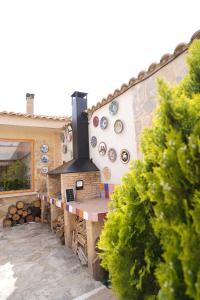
100,117,108,129
41,155,48,163
40,144,49,153
91,136,97,148
109,100,119,115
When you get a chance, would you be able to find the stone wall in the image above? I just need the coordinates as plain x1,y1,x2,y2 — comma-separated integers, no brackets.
133,53,188,157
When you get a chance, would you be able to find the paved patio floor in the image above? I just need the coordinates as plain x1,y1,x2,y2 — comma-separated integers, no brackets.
0,223,115,300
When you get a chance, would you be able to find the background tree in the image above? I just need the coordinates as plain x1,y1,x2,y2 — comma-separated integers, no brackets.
2,160,28,190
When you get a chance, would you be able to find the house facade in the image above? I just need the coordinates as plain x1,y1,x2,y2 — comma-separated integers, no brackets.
0,94,70,225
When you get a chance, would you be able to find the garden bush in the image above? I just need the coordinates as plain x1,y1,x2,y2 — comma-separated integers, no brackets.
98,40,200,300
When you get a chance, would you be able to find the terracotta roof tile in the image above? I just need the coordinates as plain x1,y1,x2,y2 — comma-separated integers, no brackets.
0,110,69,122
87,29,200,116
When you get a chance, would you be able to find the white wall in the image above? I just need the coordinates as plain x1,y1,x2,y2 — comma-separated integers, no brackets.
89,51,188,185
89,88,137,184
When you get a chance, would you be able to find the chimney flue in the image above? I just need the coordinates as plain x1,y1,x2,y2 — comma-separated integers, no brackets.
26,93,34,115
48,91,99,174
71,91,88,160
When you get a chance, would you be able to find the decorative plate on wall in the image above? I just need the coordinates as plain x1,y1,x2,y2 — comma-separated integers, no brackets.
60,132,65,143
62,144,68,154
66,132,72,142
66,123,72,134
108,148,117,162
41,155,49,163
93,116,99,127
91,136,97,148
114,119,124,134
100,117,108,129
120,149,130,164
98,142,107,156
109,100,119,115
40,144,49,153
41,167,48,174
102,167,111,181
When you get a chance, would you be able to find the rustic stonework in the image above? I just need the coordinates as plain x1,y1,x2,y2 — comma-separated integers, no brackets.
133,52,188,157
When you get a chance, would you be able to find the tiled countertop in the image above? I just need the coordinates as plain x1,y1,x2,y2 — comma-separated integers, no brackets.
40,193,109,222
66,198,109,222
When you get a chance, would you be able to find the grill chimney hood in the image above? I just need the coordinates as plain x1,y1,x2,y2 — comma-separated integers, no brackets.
48,91,99,175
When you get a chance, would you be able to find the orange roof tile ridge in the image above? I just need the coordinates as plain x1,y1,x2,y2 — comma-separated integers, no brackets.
87,29,200,115
0,110,69,121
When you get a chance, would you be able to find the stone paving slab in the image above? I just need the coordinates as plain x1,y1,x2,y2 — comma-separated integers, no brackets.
87,288,116,300
74,286,116,300
0,223,102,300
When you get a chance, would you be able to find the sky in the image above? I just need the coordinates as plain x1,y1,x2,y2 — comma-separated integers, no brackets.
0,0,199,117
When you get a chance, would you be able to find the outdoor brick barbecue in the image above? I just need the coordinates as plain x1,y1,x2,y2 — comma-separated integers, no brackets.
46,92,109,280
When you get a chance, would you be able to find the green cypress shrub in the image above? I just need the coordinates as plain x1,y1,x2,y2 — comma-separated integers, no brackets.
99,161,162,299
98,39,200,300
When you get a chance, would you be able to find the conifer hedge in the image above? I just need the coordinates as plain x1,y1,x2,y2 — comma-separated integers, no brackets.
98,40,200,299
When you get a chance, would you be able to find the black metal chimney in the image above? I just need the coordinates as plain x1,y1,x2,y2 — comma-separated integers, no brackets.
71,91,89,159
48,91,99,175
